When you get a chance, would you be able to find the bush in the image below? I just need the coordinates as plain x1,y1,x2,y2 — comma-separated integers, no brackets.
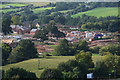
99,44,120,56
40,69,63,80
2,68,37,80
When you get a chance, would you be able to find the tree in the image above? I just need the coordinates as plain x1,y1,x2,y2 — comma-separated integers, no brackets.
33,30,48,41
8,39,38,63
57,59,88,79
47,20,65,38
2,18,12,35
75,51,94,68
54,15,66,24
74,40,89,53
94,61,109,79
54,39,70,56
2,68,37,79
103,54,120,77
40,69,63,80
99,44,120,56
11,15,21,25
23,7,33,15
2,43,12,65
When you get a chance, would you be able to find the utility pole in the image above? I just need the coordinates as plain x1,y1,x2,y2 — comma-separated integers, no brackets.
109,74,111,80
114,69,116,79
38,59,40,69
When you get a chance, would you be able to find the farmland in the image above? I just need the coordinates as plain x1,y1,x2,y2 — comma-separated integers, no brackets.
1,3,28,8
0,8,21,13
32,7,55,14
2,56,103,78
71,7,118,18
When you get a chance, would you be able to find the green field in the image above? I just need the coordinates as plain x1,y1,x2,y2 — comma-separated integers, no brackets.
71,7,118,18
2,56,103,78
2,3,28,8
32,7,55,13
0,8,21,13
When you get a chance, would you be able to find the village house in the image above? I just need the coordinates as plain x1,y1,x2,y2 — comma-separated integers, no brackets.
10,25,31,35
30,29,39,36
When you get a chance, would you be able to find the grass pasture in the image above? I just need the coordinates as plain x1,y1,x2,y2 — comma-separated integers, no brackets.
71,7,118,18
0,8,21,13
2,3,28,8
2,56,103,78
32,7,55,13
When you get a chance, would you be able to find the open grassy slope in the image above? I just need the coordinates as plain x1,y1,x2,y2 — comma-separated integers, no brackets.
71,7,118,18
2,3,28,8
32,7,55,13
2,56,103,78
0,8,21,13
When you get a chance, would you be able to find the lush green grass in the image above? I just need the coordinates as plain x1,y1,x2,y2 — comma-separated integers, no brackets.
0,8,21,13
71,7,118,18
1,56,103,78
32,7,55,13
2,3,28,8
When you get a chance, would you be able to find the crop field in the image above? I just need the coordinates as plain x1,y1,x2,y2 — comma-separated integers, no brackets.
32,7,55,13
2,56,103,78
71,7,118,18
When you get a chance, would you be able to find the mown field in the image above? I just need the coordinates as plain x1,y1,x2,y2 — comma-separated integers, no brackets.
2,56,103,78
71,7,118,18
32,7,55,14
